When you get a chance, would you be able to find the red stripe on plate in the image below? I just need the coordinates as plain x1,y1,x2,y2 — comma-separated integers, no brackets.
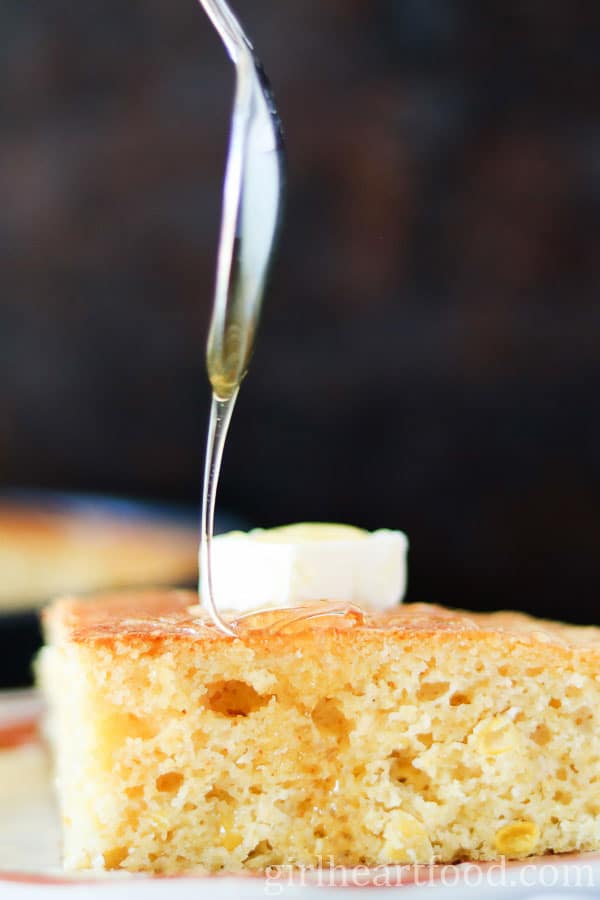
0,717,38,749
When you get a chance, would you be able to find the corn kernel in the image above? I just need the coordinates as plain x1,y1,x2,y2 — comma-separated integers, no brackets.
219,813,243,851
382,810,433,864
103,846,128,869
494,820,539,856
221,830,243,851
473,716,519,756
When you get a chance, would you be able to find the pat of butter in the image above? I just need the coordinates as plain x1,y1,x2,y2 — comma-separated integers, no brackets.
208,523,408,612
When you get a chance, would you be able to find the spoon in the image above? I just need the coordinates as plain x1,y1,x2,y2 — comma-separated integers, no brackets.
196,0,285,635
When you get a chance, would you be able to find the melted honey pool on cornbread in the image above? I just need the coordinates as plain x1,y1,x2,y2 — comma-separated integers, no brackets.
38,593,600,872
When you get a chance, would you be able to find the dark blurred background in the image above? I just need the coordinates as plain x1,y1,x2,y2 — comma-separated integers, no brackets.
2,0,600,623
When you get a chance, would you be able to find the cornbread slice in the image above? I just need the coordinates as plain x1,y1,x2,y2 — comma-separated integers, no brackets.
0,501,198,610
38,592,600,873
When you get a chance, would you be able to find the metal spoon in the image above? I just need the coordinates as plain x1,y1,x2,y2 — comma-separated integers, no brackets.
196,0,285,635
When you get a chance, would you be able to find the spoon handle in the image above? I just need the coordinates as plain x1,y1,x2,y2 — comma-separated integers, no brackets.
196,0,285,632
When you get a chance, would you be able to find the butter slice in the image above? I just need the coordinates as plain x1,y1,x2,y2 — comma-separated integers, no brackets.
208,523,408,612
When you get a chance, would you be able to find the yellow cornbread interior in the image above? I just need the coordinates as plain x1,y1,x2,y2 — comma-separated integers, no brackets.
38,615,600,873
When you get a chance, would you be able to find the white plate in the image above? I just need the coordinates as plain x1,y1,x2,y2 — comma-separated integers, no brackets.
1,690,598,898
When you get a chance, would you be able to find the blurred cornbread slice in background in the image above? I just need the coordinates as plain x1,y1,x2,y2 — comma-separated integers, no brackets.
38,593,600,873
0,496,198,611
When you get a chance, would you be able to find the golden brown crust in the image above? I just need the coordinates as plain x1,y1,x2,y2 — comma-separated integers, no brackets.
43,591,600,661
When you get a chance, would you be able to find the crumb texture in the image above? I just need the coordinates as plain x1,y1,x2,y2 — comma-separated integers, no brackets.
38,593,600,873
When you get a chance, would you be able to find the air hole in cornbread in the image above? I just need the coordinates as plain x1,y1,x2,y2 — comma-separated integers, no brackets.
156,772,184,793
205,680,269,716
452,762,482,781
244,840,273,862
205,786,234,803
388,751,429,790
449,691,472,706
311,697,352,742
416,681,449,702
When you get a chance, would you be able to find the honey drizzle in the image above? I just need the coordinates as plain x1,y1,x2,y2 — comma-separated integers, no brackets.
96,601,454,640
232,601,368,634
109,603,493,640
172,600,370,637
